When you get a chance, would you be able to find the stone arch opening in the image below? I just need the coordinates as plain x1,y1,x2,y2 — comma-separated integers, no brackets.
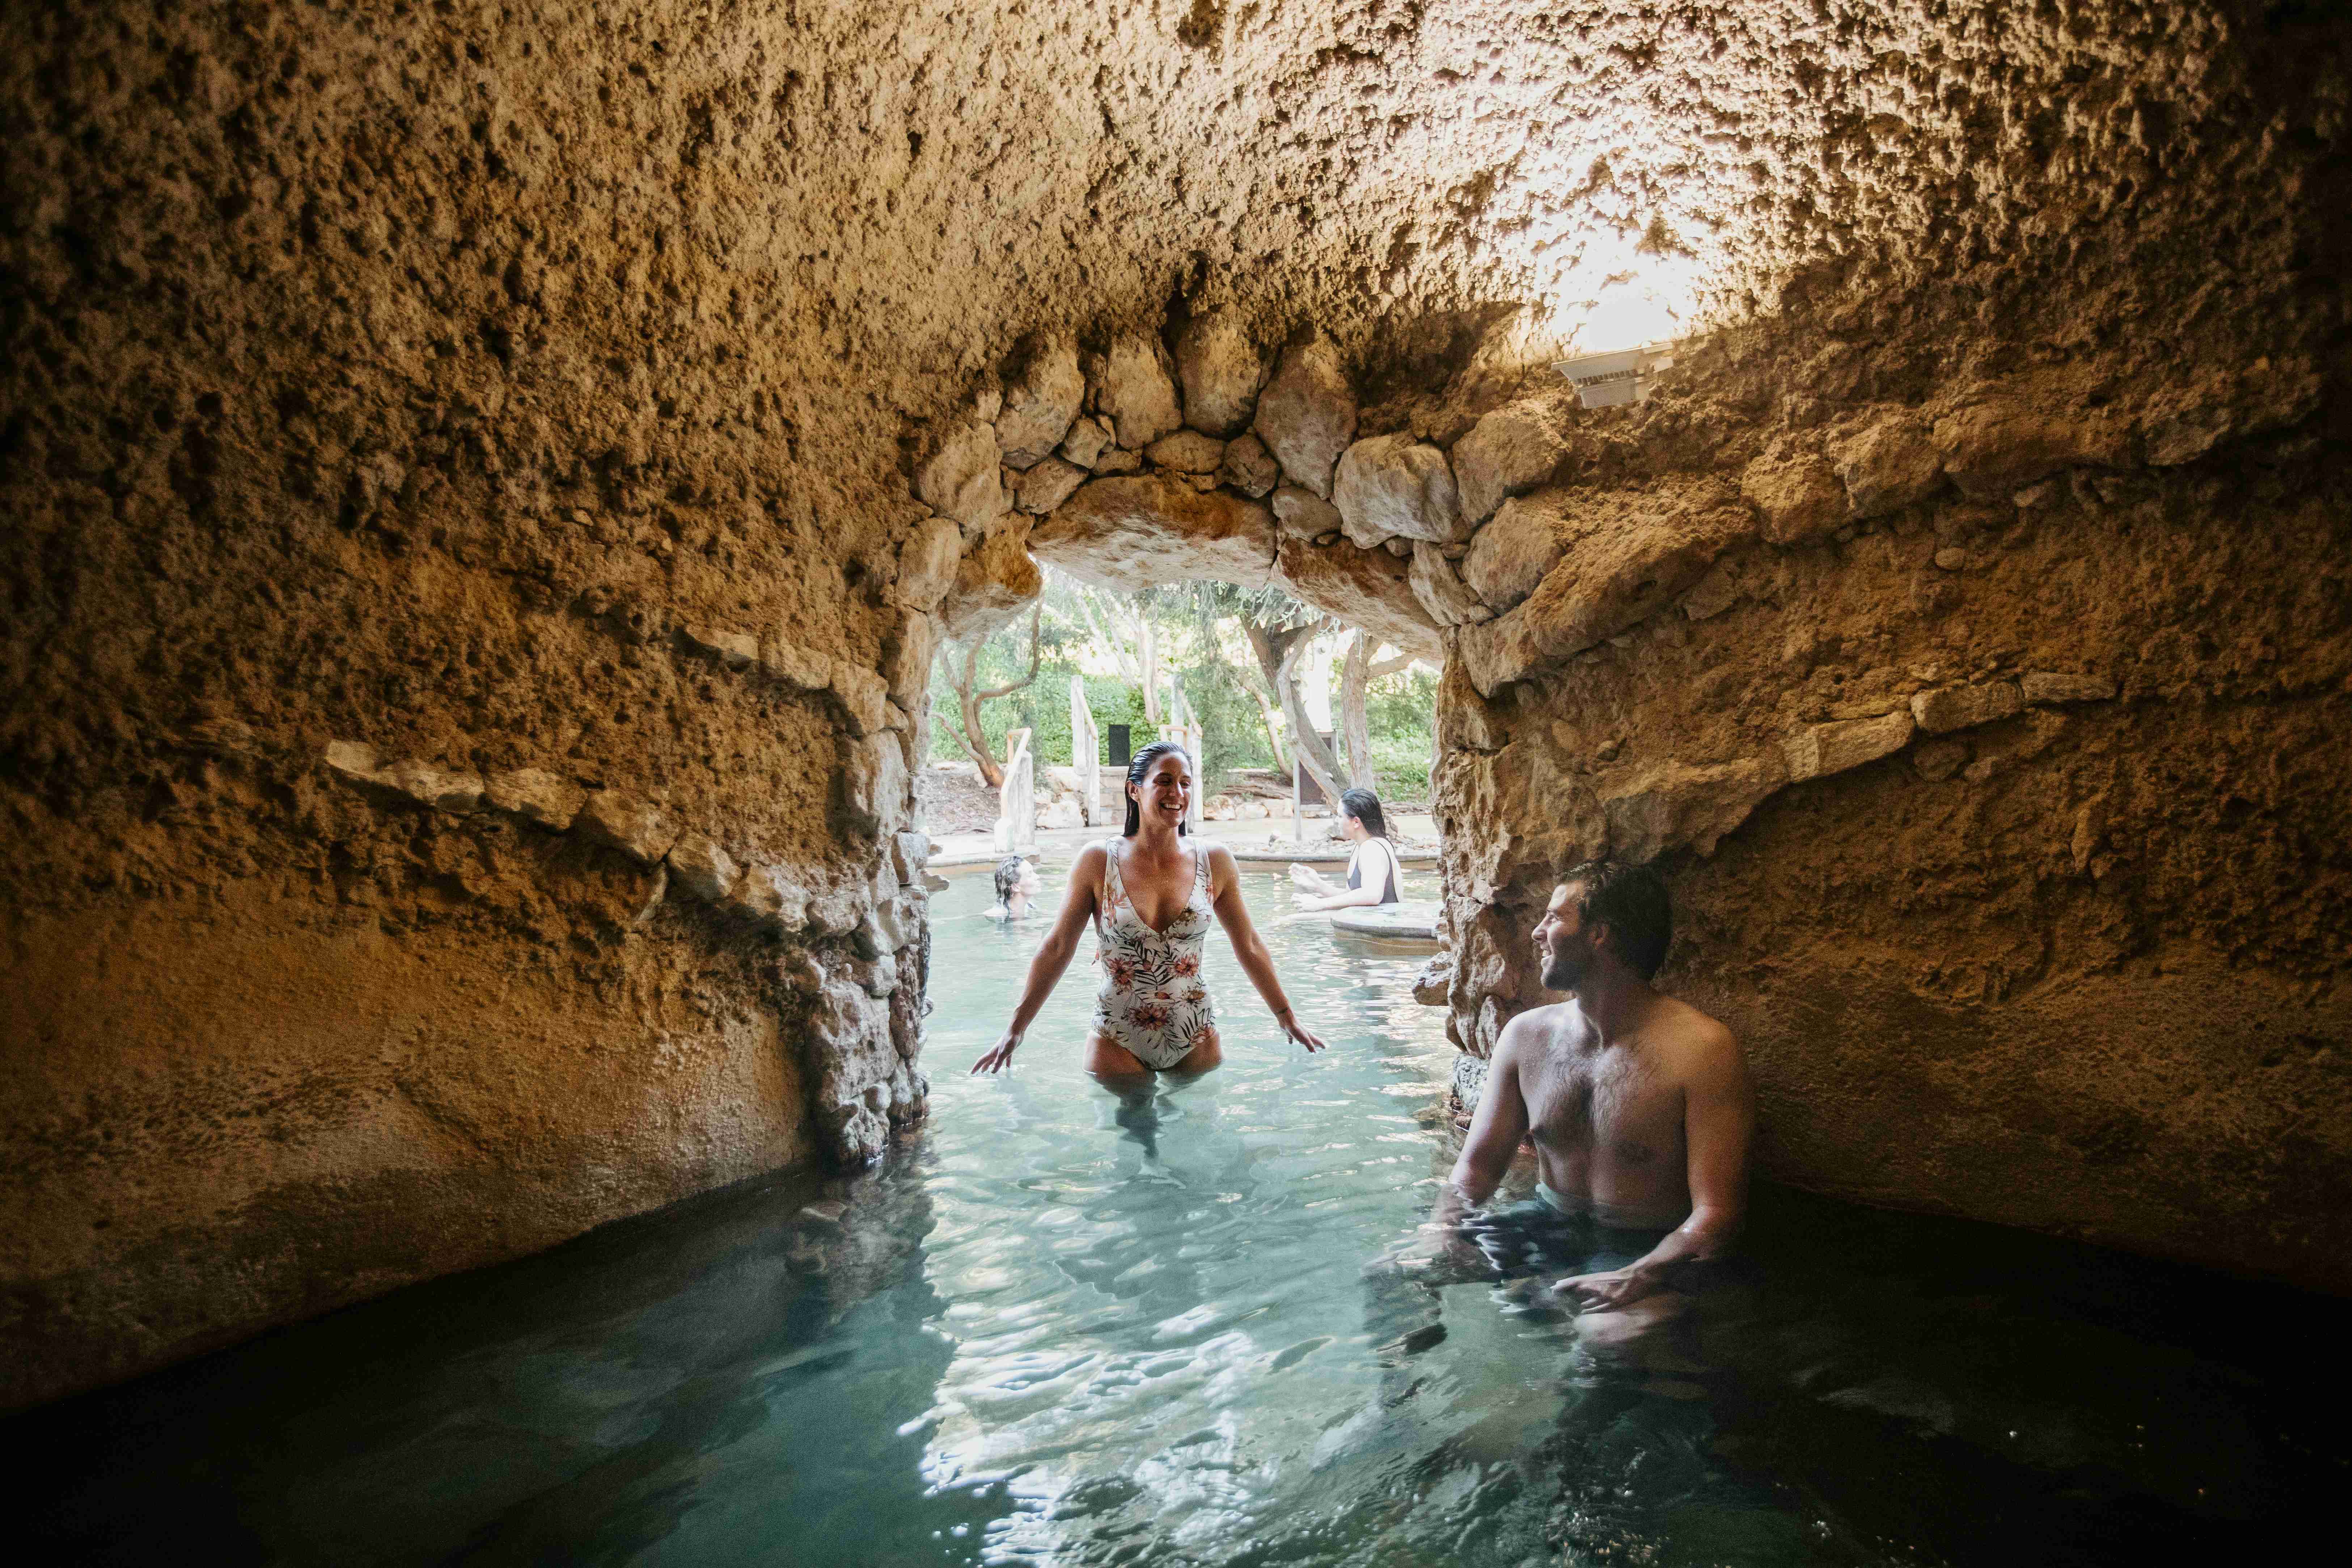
6,0,2351,1415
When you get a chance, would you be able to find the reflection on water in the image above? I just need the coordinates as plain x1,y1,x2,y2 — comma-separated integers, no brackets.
14,857,2350,1566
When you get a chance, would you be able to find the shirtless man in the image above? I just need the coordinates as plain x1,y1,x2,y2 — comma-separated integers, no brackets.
1440,861,1755,1311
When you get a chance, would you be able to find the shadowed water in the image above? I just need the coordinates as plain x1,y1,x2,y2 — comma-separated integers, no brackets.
12,854,2348,1565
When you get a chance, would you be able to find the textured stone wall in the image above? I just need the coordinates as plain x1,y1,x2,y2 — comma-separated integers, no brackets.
4,0,2347,1408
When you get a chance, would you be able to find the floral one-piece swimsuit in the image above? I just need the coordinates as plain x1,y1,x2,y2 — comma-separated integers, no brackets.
1093,838,1217,1069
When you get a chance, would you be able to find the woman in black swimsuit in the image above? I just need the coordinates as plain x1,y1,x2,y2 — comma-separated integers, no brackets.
1292,788,1401,911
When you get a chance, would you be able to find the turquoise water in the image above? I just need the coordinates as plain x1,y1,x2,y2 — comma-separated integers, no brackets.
14,854,2348,1565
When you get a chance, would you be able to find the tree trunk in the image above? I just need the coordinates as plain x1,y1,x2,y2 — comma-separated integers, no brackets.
1246,679,1289,774
1274,629,1346,806
1139,612,1161,727
1340,630,1378,790
949,610,1044,788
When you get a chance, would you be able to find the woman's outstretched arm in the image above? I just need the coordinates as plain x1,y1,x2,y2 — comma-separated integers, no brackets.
1295,842,1394,910
972,847,1104,1073
1207,844,1327,1054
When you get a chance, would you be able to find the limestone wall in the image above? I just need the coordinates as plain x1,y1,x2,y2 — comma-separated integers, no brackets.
4,0,2347,1408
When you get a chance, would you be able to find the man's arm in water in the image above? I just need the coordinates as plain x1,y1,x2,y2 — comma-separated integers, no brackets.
971,847,1103,1073
1434,1017,1535,1225
1558,1019,1755,1307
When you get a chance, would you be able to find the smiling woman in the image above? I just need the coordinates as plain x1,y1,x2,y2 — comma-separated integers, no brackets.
971,741,1328,1079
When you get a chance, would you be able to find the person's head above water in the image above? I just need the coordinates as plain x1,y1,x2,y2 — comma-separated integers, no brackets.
992,855,1026,906
1122,740,1192,837
1337,787,1388,841
1535,859,1672,990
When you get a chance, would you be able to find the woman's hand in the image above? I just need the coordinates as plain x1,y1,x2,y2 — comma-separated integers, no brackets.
1276,1010,1327,1053
971,1029,1022,1074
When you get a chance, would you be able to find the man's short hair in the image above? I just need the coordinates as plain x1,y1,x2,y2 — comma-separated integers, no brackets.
1562,860,1672,980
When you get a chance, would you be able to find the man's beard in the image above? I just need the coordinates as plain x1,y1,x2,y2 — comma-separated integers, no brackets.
1540,939,1589,992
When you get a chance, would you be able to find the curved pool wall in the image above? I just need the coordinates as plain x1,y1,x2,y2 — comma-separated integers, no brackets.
13,857,2350,1565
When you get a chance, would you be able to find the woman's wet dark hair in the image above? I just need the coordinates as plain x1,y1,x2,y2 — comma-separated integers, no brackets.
993,855,1025,905
1338,787,1388,840
1121,740,1192,836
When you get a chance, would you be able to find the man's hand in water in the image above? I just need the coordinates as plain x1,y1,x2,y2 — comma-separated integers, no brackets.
1379,1217,1487,1276
971,1030,1021,1074
1276,1011,1327,1053
1555,1265,1661,1310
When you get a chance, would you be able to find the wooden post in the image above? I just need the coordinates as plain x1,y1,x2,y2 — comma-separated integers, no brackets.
1069,673,1100,827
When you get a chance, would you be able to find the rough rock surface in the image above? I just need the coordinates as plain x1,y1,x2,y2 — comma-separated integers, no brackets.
1013,457,1089,516
938,524,1043,642
1095,333,1182,449
1143,430,1226,474
1460,490,1576,612
5,0,2348,1414
1274,536,1444,662
1452,398,1572,525
1457,484,1753,694
1333,434,1466,548
1174,310,1263,437
1252,335,1358,499
995,336,1084,469
1271,484,1342,542
915,421,1009,530
1409,541,1491,628
1032,475,1276,592
1218,434,1281,498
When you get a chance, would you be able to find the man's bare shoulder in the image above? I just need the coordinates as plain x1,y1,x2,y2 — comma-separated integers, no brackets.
1649,994,1741,1070
1496,1001,1581,1055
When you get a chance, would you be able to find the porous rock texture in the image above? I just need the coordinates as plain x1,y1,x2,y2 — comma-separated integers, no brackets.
3,0,2348,1409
